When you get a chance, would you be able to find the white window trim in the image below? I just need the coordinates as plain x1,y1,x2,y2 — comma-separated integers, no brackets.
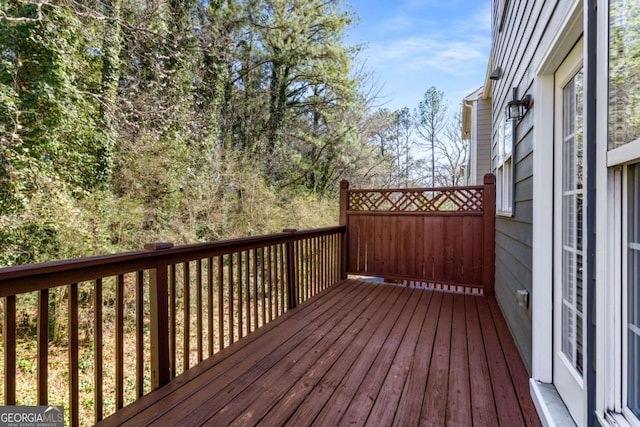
602,411,636,427
532,0,583,386
597,0,640,424
496,116,513,216
532,70,554,383
496,156,513,216
608,138,640,167
596,0,614,419
528,2,587,425
622,165,640,427
607,165,640,427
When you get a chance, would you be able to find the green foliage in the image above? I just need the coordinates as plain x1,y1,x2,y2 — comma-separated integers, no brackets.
0,221,60,266
0,3,111,194
0,0,394,268
209,0,359,189
610,0,640,148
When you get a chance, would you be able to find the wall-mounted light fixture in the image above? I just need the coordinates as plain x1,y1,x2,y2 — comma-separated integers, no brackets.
489,67,502,81
506,87,533,121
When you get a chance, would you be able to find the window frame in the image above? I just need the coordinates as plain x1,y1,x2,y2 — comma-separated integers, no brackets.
622,163,640,427
599,0,640,424
495,116,513,216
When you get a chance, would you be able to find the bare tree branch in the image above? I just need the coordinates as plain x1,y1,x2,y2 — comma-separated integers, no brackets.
1,0,43,22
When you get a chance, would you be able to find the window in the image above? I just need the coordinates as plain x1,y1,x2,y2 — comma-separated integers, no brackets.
609,2,640,421
627,163,640,423
561,70,585,376
495,117,513,214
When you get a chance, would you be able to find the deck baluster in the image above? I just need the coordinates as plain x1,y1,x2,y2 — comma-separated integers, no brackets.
95,278,104,421
37,289,49,405
197,259,203,363
207,257,214,356
135,271,144,399
116,274,125,410
69,283,79,426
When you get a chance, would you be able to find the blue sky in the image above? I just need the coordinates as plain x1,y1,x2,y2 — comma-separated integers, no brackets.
345,0,491,114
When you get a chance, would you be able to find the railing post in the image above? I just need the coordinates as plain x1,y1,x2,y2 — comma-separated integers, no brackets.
283,230,298,309
339,180,349,279
145,242,173,389
482,174,496,296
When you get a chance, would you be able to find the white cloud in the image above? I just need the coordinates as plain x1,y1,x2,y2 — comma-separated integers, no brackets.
351,1,491,110
369,1,491,75
367,33,490,76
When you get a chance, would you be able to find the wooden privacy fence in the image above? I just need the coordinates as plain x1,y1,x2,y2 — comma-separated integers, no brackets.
340,174,496,295
0,227,343,426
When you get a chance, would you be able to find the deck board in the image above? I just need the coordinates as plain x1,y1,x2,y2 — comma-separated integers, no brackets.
465,294,500,426
446,291,472,426
256,283,393,426
420,291,453,426
98,280,541,427
111,280,368,426
308,286,413,426
210,281,389,425
477,296,526,426
155,281,373,427
365,290,432,426
488,297,542,427
339,287,422,425
392,290,442,427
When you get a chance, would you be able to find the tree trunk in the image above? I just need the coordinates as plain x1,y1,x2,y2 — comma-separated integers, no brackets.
97,0,122,186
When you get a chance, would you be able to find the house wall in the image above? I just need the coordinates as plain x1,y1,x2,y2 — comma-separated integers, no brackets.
469,102,477,185
462,91,491,186
490,0,577,373
475,97,492,184
463,102,477,186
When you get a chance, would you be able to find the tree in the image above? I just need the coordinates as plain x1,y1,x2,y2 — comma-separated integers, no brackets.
435,112,469,187
96,0,122,185
416,86,448,187
1,0,403,269
386,108,421,187
0,2,112,199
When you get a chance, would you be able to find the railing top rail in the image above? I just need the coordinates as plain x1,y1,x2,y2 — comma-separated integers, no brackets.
346,184,485,193
0,226,345,297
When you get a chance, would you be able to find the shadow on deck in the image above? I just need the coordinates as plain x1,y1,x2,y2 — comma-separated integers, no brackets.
100,279,540,426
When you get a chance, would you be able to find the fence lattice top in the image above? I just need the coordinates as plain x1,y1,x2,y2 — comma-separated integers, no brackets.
347,187,484,212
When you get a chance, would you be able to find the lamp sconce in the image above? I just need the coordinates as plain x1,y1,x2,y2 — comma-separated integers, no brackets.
506,87,533,121
489,67,502,81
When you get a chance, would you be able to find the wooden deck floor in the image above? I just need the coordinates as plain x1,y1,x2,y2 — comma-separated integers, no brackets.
100,280,541,426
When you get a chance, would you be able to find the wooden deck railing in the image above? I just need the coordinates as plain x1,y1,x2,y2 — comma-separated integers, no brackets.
0,226,344,425
340,174,496,295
